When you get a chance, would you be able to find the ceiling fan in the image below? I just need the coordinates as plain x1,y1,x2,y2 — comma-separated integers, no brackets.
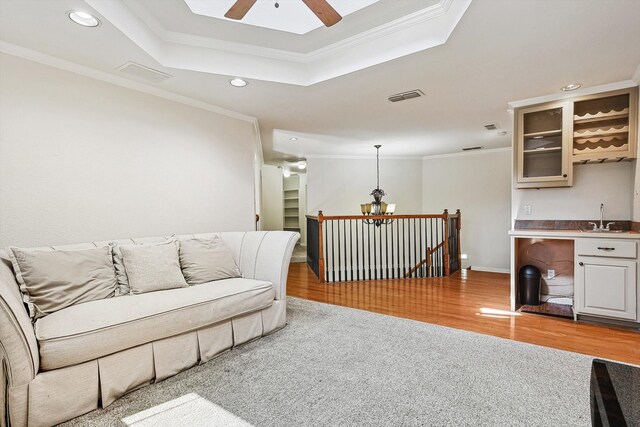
224,0,342,27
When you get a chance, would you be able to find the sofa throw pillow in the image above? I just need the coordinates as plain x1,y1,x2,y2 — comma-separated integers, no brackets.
119,240,188,294
110,244,131,296
179,236,241,285
110,239,174,296
6,246,118,320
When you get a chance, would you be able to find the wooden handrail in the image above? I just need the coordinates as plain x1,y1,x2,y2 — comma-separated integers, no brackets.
317,213,449,221
404,240,446,278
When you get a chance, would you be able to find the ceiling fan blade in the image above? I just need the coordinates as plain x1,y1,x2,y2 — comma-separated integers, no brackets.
224,0,257,20
302,0,342,27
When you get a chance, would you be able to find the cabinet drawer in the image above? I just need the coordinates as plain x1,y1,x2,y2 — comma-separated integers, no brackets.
575,239,637,258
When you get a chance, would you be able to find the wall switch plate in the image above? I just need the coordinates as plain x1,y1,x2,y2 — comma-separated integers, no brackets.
548,269,555,279
523,204,532,215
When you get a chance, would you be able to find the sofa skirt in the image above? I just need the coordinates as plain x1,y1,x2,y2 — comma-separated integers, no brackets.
24,300,286,427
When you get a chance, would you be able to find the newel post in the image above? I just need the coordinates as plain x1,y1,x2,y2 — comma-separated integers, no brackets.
456,209,462,270
318,210,325,282
443,209,450,276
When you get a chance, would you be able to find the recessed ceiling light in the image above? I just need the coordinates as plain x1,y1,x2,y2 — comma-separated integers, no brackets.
67,11,100,27
290,137,298,141
229,78,247,87
561,83,582,91
298,161,306,170
282,168,291,178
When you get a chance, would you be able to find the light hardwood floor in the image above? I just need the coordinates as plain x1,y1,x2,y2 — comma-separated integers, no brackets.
287,263,640,365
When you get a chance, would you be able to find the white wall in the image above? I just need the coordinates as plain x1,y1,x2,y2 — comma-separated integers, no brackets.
512,162,634,221
0,53,258,247
633,97,640,222
422,149,511,271
298,173,307,246
306,157,422,216
260,165,283,231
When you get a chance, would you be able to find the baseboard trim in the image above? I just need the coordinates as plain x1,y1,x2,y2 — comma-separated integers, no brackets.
469,266,510,274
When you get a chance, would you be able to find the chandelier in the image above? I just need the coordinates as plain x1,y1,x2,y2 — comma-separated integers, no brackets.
361,144,396,226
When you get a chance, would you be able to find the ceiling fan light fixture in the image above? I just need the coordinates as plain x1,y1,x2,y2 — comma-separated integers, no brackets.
561,83,582,91
67,11,100,27
230,78,248,87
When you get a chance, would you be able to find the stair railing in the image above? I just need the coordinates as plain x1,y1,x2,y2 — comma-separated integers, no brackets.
306,210,461,283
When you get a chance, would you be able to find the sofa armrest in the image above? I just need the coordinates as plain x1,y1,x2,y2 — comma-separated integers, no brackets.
221,231,299,300
254,231,299,300
0,255,38,387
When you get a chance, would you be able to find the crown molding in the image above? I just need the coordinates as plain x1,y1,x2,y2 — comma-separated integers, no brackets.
0,40,257,124
422,147,511,160
306,0,454,61
306,154,422,160
123,0,460,62
508,80,639,110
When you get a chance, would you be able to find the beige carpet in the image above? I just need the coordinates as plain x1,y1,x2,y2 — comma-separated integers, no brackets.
62,297,594,426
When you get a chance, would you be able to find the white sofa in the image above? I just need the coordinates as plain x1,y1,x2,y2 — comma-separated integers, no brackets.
0,231,299,427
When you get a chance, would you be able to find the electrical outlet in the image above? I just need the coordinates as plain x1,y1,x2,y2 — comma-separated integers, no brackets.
548,269,555,279
524,204,532,215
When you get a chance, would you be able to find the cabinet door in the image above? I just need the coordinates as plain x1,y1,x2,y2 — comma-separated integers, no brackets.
515,101,573,188
575,257,637,320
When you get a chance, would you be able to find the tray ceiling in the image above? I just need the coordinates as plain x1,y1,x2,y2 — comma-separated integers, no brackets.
86,0,470,85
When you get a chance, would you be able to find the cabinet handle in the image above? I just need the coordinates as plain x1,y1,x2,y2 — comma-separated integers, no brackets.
597,247,615,251
579,262,584,266
562,174,567,178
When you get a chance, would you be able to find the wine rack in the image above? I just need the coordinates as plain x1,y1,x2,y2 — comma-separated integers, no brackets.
572,91,637,163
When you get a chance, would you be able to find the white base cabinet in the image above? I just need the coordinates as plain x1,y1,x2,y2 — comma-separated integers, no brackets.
575,238,638,322
575,256,637,320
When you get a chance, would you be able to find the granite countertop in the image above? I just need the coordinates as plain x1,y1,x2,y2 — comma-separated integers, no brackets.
511,219,640,239
509,229,640,239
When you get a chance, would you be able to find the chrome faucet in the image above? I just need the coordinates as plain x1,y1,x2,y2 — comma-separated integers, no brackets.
588,203,615,231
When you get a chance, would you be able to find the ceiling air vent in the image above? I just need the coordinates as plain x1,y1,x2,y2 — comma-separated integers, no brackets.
484,123,499,130
116,62,172,83
462,146,484,151
388,89,425,103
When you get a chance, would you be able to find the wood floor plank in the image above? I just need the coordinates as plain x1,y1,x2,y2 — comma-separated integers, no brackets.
287,263,640,365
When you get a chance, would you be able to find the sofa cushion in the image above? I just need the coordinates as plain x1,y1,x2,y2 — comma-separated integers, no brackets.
109,238,174,296
6,246,117,320
119,240,188,294
179,236,241,285
35,278,275,370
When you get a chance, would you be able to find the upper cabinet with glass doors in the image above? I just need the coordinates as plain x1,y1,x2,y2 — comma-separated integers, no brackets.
513,87,638,189
515,101,573,188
